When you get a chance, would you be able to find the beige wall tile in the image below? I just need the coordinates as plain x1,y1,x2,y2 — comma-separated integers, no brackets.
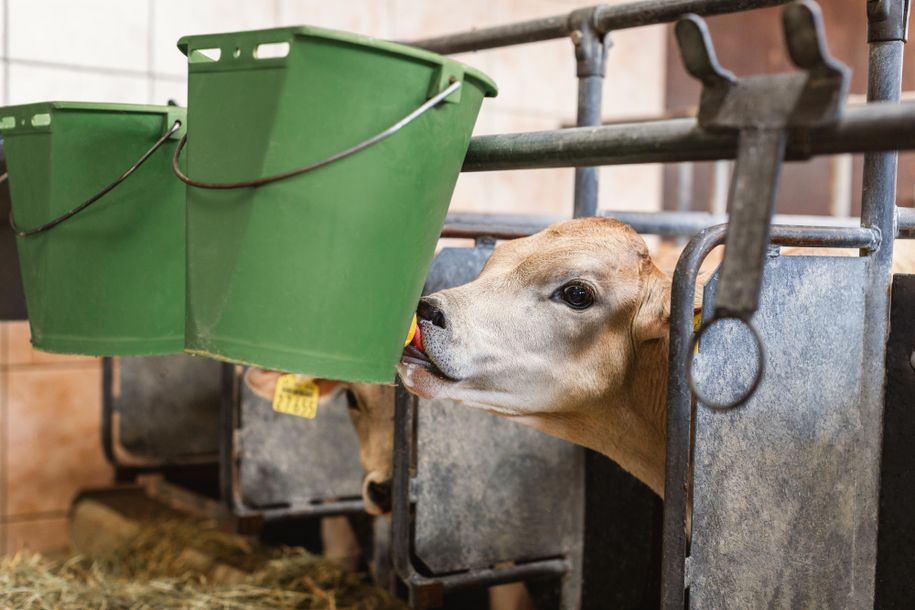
5,321,98,366
6,63,149,105
8,0,149,72
151,0,282,78
7,366,109,516
599,164,664,213
3,517,69,555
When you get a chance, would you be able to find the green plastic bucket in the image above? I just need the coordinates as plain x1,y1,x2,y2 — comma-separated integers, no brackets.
178,26,496,383
2,103,187,355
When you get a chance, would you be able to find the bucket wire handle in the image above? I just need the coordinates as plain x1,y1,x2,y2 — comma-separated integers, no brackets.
6,120,183,237
172,79,462,190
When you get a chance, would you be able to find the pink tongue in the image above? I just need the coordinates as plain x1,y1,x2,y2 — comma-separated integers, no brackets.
410,324,424,352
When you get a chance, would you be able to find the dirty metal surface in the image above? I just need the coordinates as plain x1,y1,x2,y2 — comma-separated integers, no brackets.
412,245,585,578
237,375,363,507
875,274,915,608
690,253,871,608
115,354,221,460
414,404,584,573
0,146,26,320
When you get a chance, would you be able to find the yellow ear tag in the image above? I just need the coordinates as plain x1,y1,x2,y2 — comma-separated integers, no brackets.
272,374,319,419
404,313,418,347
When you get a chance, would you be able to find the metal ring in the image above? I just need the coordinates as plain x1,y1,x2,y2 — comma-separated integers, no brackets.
172,79,463,190
8,120,183,237
687,313,765,410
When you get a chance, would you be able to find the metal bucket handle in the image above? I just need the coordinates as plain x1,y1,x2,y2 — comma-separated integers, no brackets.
7,120,184,237
171,79,462,190
687,313,766,410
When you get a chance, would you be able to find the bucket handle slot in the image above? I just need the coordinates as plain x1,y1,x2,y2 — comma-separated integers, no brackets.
6,120,183,237
171,79,462,190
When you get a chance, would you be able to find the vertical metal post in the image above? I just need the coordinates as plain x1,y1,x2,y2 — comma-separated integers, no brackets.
859,0,908,602
571,10,608,218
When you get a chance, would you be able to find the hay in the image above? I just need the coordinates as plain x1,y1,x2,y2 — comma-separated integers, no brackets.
0,516,404,610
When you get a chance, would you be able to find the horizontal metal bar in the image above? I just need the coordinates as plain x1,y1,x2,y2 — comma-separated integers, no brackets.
463,102,915,171
592,0,790,34
242,499,366,521
898,206,915,238
441,211,901,240
408,558,570,592
407,0,787,54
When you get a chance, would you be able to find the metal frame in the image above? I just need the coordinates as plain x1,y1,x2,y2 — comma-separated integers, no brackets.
391,385,573,609
100,357,219,481
216,364,365,530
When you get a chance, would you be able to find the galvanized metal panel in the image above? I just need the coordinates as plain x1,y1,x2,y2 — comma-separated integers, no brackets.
237,376,363,507
414,405,584,572
690,254,870,608
116,354,221,460
412,245,585,577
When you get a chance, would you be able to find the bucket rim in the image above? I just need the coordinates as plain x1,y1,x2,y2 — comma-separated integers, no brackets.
0,101,184,114
177,25,498,98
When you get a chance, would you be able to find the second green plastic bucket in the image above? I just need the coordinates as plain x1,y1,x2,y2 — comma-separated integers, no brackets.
2,103,187,355
179,26,496,383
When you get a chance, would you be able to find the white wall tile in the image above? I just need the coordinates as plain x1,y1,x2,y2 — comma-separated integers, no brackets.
0,64,7,106
151,0,281,78
0,0,7,59
7,63,148,105
150,76,186,107
277,0,397,39
8,0,149,72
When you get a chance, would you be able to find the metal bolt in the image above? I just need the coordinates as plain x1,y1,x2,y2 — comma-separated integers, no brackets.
570,29,583,45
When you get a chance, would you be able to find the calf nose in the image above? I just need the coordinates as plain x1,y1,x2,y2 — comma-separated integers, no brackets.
366,479,393,514
417,298,447,329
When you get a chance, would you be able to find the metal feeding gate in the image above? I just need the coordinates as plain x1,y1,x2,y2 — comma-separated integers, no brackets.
224,367,364,518
102,355,222,472
692,252,870,607
392,243,585,609
404,0,915,608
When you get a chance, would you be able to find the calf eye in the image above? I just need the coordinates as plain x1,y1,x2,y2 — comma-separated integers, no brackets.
344,390,359,410
555,281,595,310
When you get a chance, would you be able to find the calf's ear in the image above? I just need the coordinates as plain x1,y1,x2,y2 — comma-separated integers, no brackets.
633,266,671,342
243,368,347,405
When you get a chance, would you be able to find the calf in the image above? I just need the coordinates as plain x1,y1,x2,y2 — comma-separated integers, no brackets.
401,217,686,497
400,217,915,497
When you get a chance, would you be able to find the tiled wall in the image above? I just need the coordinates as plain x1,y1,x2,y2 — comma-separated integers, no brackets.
0,323,107,554
0,0,665,553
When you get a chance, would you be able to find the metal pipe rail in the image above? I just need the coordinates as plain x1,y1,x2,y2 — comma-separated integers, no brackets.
442,208,915,240
463,101,915,171
408,0,789,54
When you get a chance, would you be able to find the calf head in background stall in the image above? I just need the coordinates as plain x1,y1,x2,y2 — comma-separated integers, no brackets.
400,217,672,497
244,368,395,516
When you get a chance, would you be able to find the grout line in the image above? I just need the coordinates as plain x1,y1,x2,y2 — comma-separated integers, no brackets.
1,510,68,524
5,57,185,83
6,360,102,372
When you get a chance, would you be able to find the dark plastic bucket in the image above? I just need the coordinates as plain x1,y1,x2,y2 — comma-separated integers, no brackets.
2,103,187,355
178,26,496,383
